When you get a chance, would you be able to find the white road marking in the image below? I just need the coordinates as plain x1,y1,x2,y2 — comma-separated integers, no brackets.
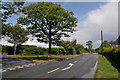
15,66,24,69
48,68,59,74
73,61,78,63
2,70,7,72
29,63,36,66
62,63,74,71
1,63,37,72
66,58,70,59
29,63,34,66
7,67,16,70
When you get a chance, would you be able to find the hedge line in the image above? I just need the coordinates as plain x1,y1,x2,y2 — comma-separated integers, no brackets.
2,45,84,55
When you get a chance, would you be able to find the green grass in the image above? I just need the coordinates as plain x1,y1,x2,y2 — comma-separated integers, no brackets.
2,53,91,58
2,55,48,57
32,59,56,63
96,55,119,78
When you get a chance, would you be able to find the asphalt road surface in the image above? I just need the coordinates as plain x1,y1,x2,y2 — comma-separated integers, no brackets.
2,53,98,79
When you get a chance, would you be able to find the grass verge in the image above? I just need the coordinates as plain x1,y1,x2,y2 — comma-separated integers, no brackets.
32,59,56,63
3,53,91,58
96,55,119,78
2,53,92,63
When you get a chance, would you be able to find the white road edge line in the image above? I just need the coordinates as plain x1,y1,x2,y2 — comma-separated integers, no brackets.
48,68,59,74
62,63,74,71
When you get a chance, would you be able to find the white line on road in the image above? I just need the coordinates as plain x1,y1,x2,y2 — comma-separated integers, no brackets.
73,61,78,63
15,66,24,69
1,69,7,72
6,67,16,70
48,68,59,74
62,63,74,71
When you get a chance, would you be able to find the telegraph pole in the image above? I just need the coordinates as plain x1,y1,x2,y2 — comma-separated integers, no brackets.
101,30,104,57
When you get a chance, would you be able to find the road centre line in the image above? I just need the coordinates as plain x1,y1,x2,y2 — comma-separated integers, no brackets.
62,63,74,71
48,68,59,74
73,61,78,63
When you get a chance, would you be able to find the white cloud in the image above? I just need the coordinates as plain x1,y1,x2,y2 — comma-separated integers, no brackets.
23,39,48,47
67,2,118,48
0,39,57,48
0,41,13,46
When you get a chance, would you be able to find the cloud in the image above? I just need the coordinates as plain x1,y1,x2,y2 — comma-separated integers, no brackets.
0,39,57,48
23,39,48,47
67,2,118,48
0,41,13,46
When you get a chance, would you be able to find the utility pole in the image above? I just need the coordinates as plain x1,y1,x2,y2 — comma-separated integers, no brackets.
101,30,104,57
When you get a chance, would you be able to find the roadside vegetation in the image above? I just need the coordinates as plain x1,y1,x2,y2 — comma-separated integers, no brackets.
96,36,120,78
96,55,118,78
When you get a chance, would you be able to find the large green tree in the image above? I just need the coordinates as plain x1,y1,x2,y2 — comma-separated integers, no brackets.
18,2,78,55
7,25,28,55
86,40,93,53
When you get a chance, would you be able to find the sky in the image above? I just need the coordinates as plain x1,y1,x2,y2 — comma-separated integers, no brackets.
1,1,119,49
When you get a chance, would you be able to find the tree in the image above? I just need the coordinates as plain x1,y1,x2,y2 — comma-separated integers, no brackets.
116,35,120,45
74,44,84,54
1,1,24,22
57,40,76,55
6,25,28,55
57,40,84,55
86,40,93,53
103,40,110,47
18,2,78,55
1,1,25,38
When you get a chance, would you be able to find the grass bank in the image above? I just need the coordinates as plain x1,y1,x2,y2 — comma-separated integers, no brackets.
2,53,92,63
3,52,91,58
96,55,119,78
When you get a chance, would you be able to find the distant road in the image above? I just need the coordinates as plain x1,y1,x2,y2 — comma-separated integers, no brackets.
2,53,98,79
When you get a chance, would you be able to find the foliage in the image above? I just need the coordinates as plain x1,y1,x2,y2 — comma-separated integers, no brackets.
86,40,93,52
102,40,111,47
57,40,84,55
7,25,29,45
18,2,78,54
1,23,11,38
96,55,118,78
2,45,13,55
2,45,67,55
116,35,120,45
1,1,25,39
1,1,24,22
74,44,84,54
2,24,29,55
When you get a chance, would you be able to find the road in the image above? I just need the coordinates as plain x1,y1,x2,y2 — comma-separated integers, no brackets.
2,53,98,79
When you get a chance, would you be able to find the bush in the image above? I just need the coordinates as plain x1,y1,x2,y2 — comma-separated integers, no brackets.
2,45,14,55
51,48,66,55
20,45,48,55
